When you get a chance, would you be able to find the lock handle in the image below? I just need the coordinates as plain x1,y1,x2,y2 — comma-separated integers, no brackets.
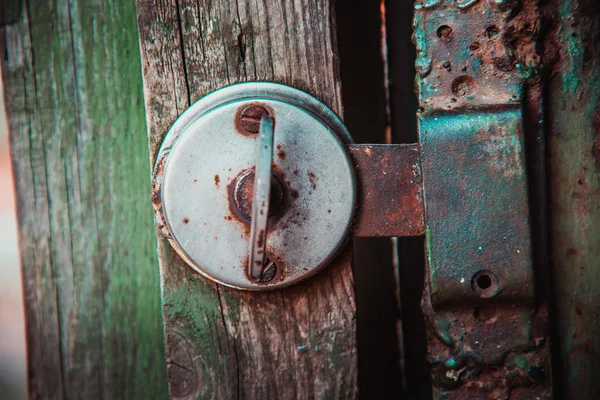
248,116,275,281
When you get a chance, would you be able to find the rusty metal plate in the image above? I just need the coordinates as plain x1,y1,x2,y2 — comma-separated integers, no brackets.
420,109,534,305
349,144,425,237
152,83,356,290
413,0,538,113
414,0,540,306
414,1,551,396
422,282,552,398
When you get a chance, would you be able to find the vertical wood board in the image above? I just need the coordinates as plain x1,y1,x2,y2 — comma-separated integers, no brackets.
135,0,357,399
546,0,600,397
1,1,168,398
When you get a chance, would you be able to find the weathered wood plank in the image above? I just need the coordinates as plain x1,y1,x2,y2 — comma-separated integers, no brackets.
546,0,600,397
135,0,357,398
1,1,168,399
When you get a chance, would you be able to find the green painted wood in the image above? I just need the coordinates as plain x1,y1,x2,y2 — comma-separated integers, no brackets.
1,1,168,399
135,0,358,398
546,0,600,397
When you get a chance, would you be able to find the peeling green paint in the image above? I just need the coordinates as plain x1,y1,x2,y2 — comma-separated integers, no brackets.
3,0,169,397
164,279,223,368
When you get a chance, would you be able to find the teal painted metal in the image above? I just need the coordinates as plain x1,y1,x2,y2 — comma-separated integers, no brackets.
414,0,552,397
420,110,534,305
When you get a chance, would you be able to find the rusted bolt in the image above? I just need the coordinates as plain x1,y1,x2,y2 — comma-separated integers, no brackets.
230,169,287,223
235,104,271,135
246,256,279,283
257,258,278,283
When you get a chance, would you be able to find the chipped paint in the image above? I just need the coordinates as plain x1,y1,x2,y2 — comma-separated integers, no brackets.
414,0,552,397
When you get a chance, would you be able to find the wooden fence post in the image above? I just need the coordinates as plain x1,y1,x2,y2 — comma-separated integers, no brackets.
1,1,168,398
135,1,358,398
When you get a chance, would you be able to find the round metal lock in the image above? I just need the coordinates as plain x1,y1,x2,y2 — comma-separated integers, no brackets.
152,83,356,290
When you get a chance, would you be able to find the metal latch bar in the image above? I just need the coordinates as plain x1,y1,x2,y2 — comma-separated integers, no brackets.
349,144,425,238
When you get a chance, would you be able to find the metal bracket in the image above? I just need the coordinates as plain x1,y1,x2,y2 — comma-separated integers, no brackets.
413,0,551,397
420,110,534,305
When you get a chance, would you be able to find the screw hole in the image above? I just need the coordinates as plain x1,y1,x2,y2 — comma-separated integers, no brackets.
471,270,499,298
486,25,500,39
437,25,453,42
476,274,492,289
470,42,481,52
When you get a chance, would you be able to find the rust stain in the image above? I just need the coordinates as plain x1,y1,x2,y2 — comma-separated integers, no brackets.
256,229,265,247
307,171,317,190
183,217,189,224
214,174,220,187
233,102,275,136
152,155,167,208
241,253,287,286
349,144,425,237
152,185,161,208
151,152,172,237
276,143,287,159
227,168,290,233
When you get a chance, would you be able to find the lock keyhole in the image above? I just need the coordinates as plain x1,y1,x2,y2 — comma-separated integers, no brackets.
229,169,288,225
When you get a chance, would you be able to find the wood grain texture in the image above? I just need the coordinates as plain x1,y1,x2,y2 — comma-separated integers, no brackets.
546,0,600,397
1,1,168,399
135,0,357,398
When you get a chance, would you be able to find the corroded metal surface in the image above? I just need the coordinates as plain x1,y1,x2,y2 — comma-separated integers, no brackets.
423,281,552,398
414,0,552,397
420,110,534,305
349,144,425,237
413,0,539,111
